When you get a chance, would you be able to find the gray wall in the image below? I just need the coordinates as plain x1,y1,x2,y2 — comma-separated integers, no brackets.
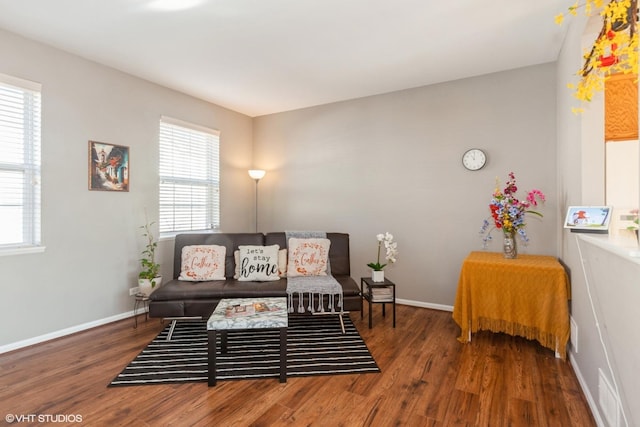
0,29,254,348
253,64,559,307
557,14,640,427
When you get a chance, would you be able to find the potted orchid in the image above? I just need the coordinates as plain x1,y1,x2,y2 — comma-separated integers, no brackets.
480,172,545,258
367,232,398,282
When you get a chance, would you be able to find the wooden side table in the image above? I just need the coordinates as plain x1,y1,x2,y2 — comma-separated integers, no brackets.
360,277,396,328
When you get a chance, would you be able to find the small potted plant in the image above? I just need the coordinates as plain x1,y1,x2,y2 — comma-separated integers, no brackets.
626,209,639,244
367,232,398,282
138,220,161,296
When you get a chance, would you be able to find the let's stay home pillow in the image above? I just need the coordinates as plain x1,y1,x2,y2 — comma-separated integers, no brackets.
237,244,281,281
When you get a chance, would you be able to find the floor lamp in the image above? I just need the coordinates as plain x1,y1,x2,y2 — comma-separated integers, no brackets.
248,169,266,232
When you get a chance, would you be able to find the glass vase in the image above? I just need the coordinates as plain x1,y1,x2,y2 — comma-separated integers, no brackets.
503,231,517,259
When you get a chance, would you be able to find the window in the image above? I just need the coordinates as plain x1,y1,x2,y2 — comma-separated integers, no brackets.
0,74,41,251
159,116,220,235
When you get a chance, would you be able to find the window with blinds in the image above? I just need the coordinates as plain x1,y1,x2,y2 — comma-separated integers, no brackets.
0,74,41,250
159,117,220,235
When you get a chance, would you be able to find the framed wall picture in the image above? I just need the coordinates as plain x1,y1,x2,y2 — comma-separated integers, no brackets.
563,206,612,233
88,141,129,191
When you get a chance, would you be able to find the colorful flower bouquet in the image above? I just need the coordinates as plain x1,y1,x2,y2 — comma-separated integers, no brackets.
480,172,546,247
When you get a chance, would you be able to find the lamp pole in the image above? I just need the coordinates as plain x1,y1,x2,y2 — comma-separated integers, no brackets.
248,170,266,232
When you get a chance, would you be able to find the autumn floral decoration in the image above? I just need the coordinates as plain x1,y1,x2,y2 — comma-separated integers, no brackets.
480,172,546,247
555,0,638,114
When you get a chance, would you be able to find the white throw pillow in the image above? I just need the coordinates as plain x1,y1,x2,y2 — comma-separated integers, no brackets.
287,238,331,277
178,245,226,281
237,245,281,281
234,248,287,279
278,249,287,277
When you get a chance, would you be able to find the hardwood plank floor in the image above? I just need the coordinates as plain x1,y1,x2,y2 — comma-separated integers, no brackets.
0,305,595,426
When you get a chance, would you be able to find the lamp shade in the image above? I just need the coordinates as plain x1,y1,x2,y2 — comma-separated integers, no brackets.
248,169,266,180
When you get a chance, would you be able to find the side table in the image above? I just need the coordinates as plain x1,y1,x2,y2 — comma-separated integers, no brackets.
452,251,570,359
133,293,150,329
360,277,396,328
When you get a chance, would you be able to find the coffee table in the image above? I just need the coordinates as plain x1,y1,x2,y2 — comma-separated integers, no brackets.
207,297,288,386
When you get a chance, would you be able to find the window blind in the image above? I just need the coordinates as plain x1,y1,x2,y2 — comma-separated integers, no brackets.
0,74,41,249
159,117,220,235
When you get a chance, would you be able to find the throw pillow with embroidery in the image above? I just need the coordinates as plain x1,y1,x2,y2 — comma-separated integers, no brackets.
287,238,330,277
178,245,226,281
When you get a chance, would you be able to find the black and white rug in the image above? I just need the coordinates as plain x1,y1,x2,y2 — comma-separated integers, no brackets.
110,315,380,386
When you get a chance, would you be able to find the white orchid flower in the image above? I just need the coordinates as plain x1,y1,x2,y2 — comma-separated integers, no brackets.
368,232,398,270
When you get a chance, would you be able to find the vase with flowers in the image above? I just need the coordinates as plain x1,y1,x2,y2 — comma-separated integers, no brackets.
480,172,546,259
367,232,398,282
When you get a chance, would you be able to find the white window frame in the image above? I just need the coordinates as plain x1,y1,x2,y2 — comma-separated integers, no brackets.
159,116,220,236
0,73,43,255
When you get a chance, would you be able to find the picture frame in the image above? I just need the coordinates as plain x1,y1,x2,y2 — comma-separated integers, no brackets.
88,141,129,192
563,206,612,233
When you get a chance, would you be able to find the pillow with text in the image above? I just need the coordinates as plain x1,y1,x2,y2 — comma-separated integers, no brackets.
237,244,281,281
287,238,331,277
178,245,226,281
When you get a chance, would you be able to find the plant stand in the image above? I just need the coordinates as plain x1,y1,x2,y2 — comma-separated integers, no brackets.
133,293,150,329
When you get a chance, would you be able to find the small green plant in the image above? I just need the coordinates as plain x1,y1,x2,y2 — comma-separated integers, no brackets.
626,209,639,230
626,209,639,243
139,220,160,286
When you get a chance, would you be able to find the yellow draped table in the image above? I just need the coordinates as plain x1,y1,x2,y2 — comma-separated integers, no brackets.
452,251,570,359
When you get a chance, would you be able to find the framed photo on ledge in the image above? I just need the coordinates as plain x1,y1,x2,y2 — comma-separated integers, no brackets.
563,206,612,233
88,141,129,192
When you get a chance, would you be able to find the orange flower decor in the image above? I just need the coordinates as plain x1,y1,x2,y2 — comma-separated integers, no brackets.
555,0,638,114
480,172,546,247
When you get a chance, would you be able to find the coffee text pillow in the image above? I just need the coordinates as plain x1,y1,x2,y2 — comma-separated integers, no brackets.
287,238,331,277
237,245,281,281
178,245,226,281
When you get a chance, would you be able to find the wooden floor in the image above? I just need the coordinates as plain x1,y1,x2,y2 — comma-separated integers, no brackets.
0,304,595,426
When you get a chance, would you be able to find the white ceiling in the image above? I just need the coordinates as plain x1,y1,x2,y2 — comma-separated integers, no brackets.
0,0,573,117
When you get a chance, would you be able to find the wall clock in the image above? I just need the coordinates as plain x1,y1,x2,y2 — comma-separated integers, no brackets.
462,148,487,171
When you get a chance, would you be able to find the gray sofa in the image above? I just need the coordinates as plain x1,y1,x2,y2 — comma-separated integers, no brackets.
148,232,362,320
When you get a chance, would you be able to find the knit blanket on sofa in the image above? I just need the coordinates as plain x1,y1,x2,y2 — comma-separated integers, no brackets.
285,231,344,314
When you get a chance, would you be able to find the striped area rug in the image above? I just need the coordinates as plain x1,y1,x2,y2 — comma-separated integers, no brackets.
109,315,379,386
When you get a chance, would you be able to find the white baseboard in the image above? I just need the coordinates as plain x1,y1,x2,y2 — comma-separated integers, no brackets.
0,310,136,354
396,298,453,312
569,351,605,427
